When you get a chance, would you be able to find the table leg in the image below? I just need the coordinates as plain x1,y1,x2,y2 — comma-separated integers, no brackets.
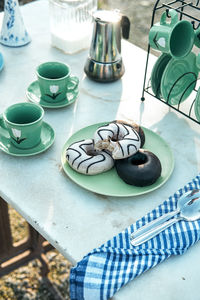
0,196,65,300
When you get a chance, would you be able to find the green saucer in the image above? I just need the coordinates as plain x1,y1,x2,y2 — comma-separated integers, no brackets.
61,122,174,197
0,120,55,156
161,52,198,106
194,87,200,122
194,27,200,48
26,80,78,109
0,52,4,72
151,53,171,98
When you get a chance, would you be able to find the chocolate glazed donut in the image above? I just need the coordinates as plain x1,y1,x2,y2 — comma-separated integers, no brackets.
112,120,145,147
115,149,162,187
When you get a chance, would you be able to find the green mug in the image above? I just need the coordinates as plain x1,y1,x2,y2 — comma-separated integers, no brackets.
0,102,44,149
36,61,79,103
149,9,194,58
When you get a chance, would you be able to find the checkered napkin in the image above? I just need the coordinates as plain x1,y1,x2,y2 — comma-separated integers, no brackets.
70,174,200,300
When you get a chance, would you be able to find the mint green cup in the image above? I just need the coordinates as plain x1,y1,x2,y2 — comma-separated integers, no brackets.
36,61,79,103
149,9,194,58
0,102,44,149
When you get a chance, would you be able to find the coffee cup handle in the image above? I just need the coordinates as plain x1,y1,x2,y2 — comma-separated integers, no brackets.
160,9,178,27
67,76,79,91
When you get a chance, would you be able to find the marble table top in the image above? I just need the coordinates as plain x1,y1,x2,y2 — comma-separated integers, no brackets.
0,1,200,299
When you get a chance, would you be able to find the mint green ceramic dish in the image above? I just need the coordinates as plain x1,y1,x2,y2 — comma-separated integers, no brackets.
26,81,78,109
0,120,55,156
194,87,200,122
151,53,171,97
61,122,174,197
161,52,198,106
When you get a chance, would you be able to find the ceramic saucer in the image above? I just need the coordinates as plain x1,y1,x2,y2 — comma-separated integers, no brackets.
0,52,4,72
26,80,79,109
194,87,200,122
161,52,198,106
151,53,171,97
0,120,55,156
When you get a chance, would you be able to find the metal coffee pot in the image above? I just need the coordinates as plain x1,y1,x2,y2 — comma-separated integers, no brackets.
84,10,130,82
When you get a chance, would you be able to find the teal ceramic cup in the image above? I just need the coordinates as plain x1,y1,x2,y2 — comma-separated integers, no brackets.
0,102,44,149
149,9,194,58
36,61,79,103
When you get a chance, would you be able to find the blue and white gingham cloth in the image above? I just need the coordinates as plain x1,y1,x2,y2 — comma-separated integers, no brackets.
70,174,200,300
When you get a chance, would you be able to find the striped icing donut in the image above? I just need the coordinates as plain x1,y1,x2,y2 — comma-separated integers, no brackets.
112,120,145,148
66,139,114,175
94,122,141,160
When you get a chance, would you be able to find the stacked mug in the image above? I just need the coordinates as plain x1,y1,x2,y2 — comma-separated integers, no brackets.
149,9,200,106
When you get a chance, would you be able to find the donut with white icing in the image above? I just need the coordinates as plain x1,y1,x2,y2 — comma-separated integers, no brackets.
94,122,141,160
113,120,145,147
66,139,114,175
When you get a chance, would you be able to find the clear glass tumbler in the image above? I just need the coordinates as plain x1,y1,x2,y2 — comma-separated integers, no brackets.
49,0,97,54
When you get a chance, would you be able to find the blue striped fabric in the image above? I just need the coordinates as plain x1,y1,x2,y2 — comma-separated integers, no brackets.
70,175,200,300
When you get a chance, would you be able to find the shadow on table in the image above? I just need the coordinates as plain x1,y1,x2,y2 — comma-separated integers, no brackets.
81,75,123,102
70,74,123,128
149,110,199,176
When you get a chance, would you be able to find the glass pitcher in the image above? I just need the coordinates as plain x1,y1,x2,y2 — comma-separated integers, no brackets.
49,0,97,54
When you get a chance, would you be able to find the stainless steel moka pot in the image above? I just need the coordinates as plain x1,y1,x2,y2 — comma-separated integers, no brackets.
84,10,130,82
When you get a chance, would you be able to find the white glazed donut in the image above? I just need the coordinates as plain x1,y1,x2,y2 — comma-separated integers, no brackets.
66,139,114,175
94,122,141,159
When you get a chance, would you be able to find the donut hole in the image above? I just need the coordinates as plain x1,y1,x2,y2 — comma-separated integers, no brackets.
111,137,118,142
131,152,147,165
115,149,162,186
87,149,99,156
111,135,123,142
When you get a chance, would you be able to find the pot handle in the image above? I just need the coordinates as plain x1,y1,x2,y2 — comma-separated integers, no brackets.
121,15,130,39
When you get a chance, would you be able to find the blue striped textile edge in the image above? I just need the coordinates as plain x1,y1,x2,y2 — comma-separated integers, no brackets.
70,174,200,300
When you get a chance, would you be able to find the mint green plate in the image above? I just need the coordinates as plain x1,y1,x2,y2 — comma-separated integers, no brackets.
161,52,198,106
194,27,200,48
26,80,78,109
0,121,55,156
151,53,171,97
194,87,200,122
61,123,174,197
